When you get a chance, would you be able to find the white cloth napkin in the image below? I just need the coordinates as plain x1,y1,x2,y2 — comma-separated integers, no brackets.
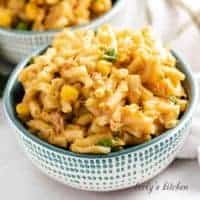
177,118,200,160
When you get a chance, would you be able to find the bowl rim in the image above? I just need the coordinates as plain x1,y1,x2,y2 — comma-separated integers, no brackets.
3,46,199,159
0,0,124,35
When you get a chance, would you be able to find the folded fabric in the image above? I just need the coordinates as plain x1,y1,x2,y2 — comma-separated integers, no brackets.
177,118,200,160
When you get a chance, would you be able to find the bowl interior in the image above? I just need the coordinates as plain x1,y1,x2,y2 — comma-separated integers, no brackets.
3,47,198,158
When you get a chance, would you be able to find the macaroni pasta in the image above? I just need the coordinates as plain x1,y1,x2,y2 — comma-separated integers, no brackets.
16,24,188,154
0,0,112,30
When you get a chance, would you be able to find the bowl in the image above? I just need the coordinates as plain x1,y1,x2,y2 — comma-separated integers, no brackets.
0,0,124,64
3,46,198,191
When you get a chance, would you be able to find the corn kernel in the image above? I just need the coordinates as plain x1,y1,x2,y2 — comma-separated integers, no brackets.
96,60,111,76
0,8,12,28
16,103,29,116
60,85,79,102
25,3,39,20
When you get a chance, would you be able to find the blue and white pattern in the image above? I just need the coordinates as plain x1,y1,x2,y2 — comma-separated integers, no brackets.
17,119,190,191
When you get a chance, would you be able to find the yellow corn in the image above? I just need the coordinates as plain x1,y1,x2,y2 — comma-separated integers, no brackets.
25,3,39,20
0,8,12,28
60,85,79,102
96,60,111,76
16,103,29,117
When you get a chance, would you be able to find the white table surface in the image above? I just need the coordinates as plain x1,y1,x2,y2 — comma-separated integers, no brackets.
1,0,200,199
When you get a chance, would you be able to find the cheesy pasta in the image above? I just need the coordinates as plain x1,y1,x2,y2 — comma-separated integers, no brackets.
0,0,112,30
16,24,188,154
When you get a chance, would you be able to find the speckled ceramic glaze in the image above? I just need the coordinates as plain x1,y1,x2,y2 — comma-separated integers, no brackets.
3,47,198,191
0,0,124,64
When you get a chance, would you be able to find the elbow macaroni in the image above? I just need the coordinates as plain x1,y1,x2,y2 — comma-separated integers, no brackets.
0,0,112,30
16,25,188,154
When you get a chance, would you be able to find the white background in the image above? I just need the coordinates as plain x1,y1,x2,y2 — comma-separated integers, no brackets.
1,0,200,199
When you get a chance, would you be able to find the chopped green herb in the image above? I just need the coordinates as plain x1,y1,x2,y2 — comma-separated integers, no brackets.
169,96,178,104
97,138,113,147
27,57,34,65
102,48,117,62
16,21,29,31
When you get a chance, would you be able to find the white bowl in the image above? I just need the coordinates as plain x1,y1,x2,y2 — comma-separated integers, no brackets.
0,0,124,64
3,47,198,191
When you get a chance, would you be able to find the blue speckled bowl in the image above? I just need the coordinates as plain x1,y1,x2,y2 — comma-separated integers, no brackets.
0,0,124,64
3,47,198,191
